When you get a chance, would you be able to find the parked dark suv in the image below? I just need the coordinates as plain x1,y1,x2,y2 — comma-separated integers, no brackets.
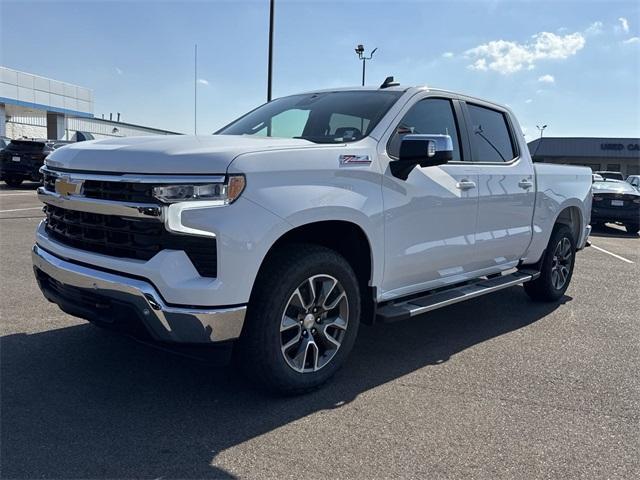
0,139,58,187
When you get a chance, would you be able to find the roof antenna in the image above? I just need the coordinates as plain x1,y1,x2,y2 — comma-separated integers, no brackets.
380,76,400,88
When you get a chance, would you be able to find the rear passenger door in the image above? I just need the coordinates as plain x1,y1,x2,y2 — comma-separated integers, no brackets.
462,101,535,271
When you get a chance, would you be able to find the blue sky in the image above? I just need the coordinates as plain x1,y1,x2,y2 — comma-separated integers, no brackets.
2,0,639,139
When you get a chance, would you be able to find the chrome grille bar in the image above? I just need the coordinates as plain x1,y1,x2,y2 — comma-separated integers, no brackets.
38,187,163,220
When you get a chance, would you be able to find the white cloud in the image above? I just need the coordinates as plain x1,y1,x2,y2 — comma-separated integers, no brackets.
115,67,123,75
585,21,603,35
618,17,630,34
538,74,555,83
197,78,209,86
525,99,533,104
468,58,488,71
465,31,585,74
623,36,640,45
442,52,454,58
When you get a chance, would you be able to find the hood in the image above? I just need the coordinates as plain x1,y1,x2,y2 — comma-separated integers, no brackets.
45,134,318,174
592,181,640,196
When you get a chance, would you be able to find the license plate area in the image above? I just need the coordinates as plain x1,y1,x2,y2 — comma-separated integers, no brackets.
11,156,20,162
611,200,624,207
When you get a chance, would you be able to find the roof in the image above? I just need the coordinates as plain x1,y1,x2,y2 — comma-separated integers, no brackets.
293,85,511,112
528,137,640,159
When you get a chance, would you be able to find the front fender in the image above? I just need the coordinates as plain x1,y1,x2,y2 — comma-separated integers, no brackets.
229,147,385,288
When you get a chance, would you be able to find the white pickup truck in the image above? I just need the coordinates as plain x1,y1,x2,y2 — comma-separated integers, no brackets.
33,81,592,393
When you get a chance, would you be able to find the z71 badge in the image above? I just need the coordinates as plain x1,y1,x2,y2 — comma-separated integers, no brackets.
339,154,371,166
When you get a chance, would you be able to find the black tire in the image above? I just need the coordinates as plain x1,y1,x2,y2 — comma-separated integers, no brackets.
524,224,576,302
4,177,23,188
237,244,361,395
624,222,639,234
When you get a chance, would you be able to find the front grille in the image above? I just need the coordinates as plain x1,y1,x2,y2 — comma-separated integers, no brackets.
43,171,155,203
44,205,217,277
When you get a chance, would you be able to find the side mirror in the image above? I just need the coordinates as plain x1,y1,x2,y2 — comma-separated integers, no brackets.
390,134,453,180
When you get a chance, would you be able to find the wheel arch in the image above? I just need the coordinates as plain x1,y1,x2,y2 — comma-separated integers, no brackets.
251,220,377,324
554,205,583,244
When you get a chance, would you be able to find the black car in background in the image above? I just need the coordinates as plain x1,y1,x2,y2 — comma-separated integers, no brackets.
0,139,63,187
591,179,640,234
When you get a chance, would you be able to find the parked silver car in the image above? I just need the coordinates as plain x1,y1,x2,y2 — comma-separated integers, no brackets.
626,174,640,192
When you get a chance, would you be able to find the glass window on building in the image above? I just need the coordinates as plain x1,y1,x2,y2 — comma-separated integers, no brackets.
606,164,621,172
582,163,601,171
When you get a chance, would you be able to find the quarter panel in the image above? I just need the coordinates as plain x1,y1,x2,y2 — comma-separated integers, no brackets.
522,163,593,263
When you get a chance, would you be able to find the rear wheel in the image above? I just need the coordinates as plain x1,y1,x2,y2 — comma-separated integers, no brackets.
4,177,23,188
624,222,639,234
237,244,361,394
524,224,576,302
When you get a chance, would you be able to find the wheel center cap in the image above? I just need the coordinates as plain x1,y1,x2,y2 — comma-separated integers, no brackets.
303,313,315,329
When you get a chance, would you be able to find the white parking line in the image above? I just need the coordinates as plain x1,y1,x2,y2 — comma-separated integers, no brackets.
0,192,36,197
590,244,635,264
0,206,43,213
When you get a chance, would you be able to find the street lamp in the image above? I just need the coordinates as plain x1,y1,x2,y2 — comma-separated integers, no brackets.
355,44,377,86
536,124,547,139
267,0,275,101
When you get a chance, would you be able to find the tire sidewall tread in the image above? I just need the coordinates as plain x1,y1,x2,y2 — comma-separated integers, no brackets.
524,224,576,302
237,244,361,395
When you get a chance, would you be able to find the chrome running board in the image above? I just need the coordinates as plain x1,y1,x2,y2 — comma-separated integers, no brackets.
376,270,540,323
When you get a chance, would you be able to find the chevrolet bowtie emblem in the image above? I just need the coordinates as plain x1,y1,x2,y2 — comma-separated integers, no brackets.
55,176,84,196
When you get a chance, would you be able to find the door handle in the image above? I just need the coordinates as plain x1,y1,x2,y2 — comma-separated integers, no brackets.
456,179,476,190
518,179,534,189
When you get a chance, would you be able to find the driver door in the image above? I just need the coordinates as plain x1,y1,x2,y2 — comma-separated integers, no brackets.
380,96,480,300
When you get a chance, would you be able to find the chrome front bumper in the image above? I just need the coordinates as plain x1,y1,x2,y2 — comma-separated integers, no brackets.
32,245,246,343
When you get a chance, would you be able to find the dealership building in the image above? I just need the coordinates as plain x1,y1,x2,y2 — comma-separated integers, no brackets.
528,137,640,177
0,66,178,140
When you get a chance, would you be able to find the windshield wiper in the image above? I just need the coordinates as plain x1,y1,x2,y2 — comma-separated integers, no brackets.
293,136,340,144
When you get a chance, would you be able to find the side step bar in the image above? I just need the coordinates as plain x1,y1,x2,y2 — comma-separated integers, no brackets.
376,270,540,323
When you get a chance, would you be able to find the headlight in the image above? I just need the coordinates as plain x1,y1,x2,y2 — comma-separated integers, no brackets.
153,175,245,204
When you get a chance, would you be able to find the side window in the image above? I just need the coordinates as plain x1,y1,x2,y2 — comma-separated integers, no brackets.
388,98,462,161
467,104,516,162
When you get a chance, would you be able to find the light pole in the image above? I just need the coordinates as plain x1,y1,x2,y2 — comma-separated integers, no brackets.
267,0,275,101
355,44,377,86
536,124,547,139
194,44,198,135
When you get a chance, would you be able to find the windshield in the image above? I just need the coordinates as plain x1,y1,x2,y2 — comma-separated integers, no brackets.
593,181,636,193
217,90,403,143
597,172,624,180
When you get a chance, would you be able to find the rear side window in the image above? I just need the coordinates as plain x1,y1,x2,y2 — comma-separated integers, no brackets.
467,104,516,162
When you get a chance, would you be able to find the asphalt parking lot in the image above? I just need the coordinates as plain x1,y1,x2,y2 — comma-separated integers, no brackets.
1,183,638,479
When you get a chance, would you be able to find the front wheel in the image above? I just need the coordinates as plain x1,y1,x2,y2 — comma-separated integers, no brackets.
4,177,23,188
524,224,576,302
237,244,361,394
